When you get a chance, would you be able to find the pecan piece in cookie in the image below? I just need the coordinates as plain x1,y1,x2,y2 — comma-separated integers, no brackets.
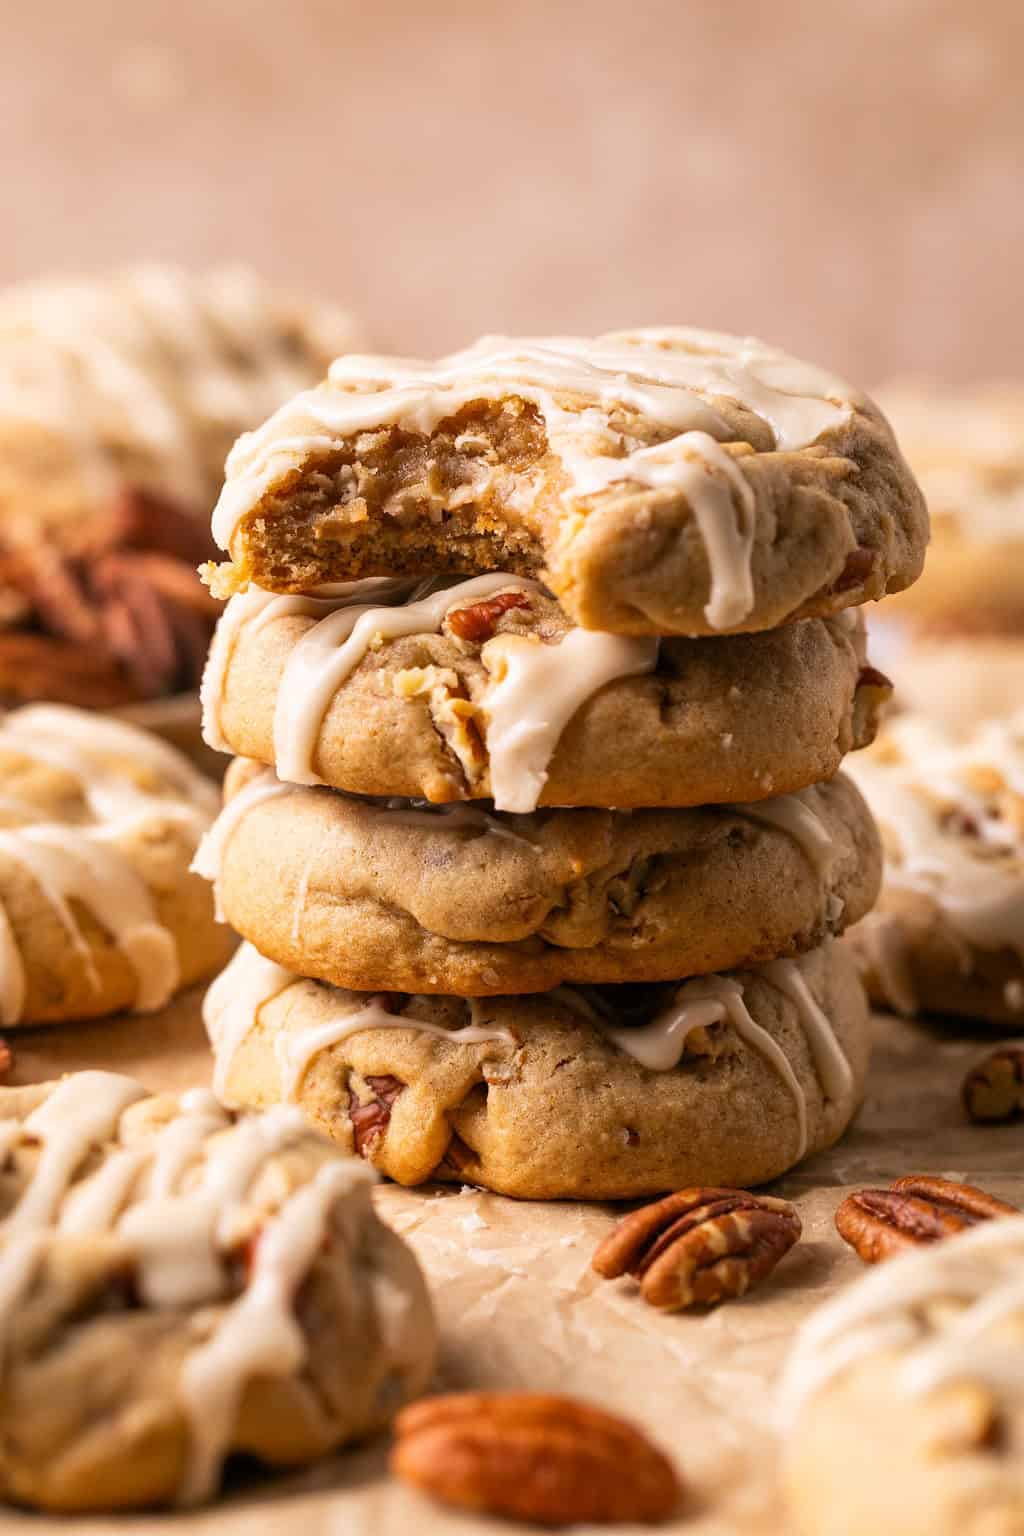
962,1046,1024,1124
347,1072,405,1156
391,1391,681,1526
835,1175,1019,1263
445,590,531,643
591,1187,801,1311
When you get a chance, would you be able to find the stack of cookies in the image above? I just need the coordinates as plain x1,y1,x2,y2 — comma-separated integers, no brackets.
195,329,928,1200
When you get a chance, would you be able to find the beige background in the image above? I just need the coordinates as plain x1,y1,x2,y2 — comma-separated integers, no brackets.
2,0,1023,385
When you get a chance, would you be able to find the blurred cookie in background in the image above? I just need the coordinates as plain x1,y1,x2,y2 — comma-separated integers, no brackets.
0,266,358,715
871,382,1024,733
845,710,1024,1032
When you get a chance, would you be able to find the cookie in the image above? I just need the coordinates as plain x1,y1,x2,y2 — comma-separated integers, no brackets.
0,704,233,1024
780,1217,1024,1536
203,575,888,811
196,766,881,994
206,939,870,1199
845,713,1024,1031
0,266,358,707
876,382,1024,634
208,328,927,638
0,1071,436,1510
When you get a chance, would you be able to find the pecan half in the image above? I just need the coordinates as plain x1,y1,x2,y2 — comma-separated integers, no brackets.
835,1175,1019,1263
0,484,218,703
962,1047,1024,1124
0,631,142,708
390,1392,681,1526
446,591,530,644
347,1073,404,1156
591,1187,801,1311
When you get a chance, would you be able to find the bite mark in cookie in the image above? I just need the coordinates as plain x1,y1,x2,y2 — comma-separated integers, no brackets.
210,328,926,637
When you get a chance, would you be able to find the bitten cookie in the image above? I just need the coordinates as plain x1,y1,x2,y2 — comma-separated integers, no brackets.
208,328,927,638
0,1072,436,1511
0,704,233,1024
780,1217,1024,1536
203,575,888,811
196,767,881,994
206,939,870,1199
0,266,358,708
846,713,1024,1031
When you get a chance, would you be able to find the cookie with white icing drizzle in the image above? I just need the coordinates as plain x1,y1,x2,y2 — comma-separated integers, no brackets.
869,383,1024,733
876,382,1024,633
202,575,888,811
0,1070,436,1511
207,328,927,638
194,762,880,995
0,265,357,552
204,938,868,1199
780,1216,1024,1536
845,711,1024,1031
0,704,232,1024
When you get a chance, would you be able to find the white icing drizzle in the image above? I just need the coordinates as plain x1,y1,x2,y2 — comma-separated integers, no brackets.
480,627,657,812
734,786,836,878
177,1158,350,1504
200,578,416,752
275,996,514,1101
7,1072,147,1235
214,328,856,630
190,768,293,919
203,943,299,1100
778,1216,1024,1428
273,574,524,786
205,573,655,812
846,713,1024,971
204,943,514,1104
597,972,810,1159
0,706,218,1021
760,956,853,1105
0,1068,375,1504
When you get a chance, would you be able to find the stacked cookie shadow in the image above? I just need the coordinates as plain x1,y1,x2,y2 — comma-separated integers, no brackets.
195,328,928,1199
